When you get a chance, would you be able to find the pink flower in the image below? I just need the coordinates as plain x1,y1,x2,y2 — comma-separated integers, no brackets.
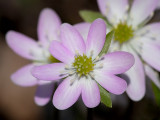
32,18,134,110
97,0,160,101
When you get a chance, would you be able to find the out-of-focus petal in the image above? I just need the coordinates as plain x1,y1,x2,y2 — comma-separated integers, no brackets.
81,78,100,108
53,76,81,110
11,64,38,87
60,23,86,55
98,51,134,74
49,41,74,64
74,22,91,41
144,65,160,89
6,31,44,60
35,81,55,106
129,0,158,27
86,18,106,59
32,63,66,81
38,8,61,47
97,0,129,25
94,71,127,95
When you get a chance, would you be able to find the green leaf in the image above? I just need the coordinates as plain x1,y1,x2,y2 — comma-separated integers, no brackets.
98,83,112,108
79,10,112,28
98,30,115,57
151,82,160,107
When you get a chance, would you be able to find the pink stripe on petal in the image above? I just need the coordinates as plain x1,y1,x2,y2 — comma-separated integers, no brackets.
95,71,127,95
35,81,55,106
49,41,74,64
81,78,100,108
86,18,106,59
53,77,81,110
32,63,66,81
60,23,86,55
11,64,38,87
6,31,43,60
38,8,61,47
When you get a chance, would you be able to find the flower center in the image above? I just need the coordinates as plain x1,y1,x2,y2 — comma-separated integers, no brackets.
114,22,134,44
73,54,95,76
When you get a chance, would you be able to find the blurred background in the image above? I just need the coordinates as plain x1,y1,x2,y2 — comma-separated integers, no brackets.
0,0,160,120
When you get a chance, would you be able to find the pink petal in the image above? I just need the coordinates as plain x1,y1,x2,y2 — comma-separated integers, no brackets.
86,18,106,59
53,77,81,110
6,31,44,60
95,71,127,95
100,51,134,74
60,23,86,55
38,8,61,47
49,41,74,64
142,41,160,71
129,0,158,27
11,64,38,87
32,63,66,81
97,0,129,24
74,22,91,41
35,81,55,106
81,78,100,108
145,65,160,89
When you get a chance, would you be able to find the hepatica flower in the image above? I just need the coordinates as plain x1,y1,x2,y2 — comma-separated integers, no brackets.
32,18,134,110
97,0,160,101
6,8,62,106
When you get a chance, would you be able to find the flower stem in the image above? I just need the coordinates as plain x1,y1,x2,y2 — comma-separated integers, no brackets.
87,108,93,120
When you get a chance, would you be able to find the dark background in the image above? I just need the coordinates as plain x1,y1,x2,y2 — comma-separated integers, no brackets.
0,0,160,120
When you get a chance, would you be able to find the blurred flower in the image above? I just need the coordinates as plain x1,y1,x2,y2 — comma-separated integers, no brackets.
32,18,134,110
97,0,160,101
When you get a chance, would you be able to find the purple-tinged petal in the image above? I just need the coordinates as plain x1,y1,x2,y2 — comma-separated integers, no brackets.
144,65,160,89
38,8,61,47
60,23,86,55
49,41,74,64
32,63,66,81
86,18,106,59
129,0,158,27
122,46,145,101
97,0,129,24
53,77,81,110
81,78,100,108
95,71,127,95
6,31,43,60
11,64,38,87
142,41,160,71
74,22,91,42
98,51,134,74
34,81,55,106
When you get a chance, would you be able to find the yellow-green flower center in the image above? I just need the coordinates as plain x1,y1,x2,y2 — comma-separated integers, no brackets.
114,22,134,44
73,54,95,76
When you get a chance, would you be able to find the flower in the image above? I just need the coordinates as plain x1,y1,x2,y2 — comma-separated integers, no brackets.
97,0,160,101
32,18,134,110
6,8,62,106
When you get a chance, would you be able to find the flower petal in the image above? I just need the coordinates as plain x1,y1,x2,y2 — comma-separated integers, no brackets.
98,51,134,74
38,8,61,47
11,64,38,87
97,0,129,25
53,77,81,110
32,63,66,81
35,81,55,106
49,41,74,64
86,18,106,59
144,65,160,89
122,46,145,101
142,41,160,71
6,31,45,60
95,71,127,95
129,0,158,27
60,23,86,55
81,78,100,108
74,22,91,41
